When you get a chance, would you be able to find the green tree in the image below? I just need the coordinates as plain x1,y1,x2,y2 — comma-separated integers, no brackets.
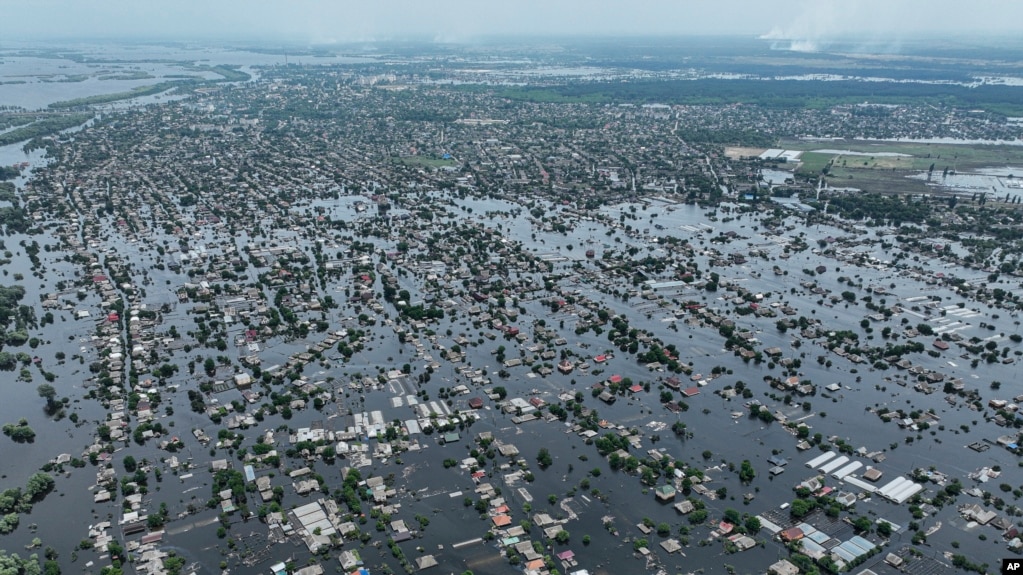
738,460,755,484
876,521,892,537
37,384,57,412
853,516,872,533
24,473,54,501
688,509,708,524
536,448,553,469
0,513,19,534
744,516,761,533
163,555,186,575
790,498,813,518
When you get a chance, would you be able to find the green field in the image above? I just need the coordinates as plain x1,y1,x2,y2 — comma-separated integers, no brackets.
782,138,1023,171
0,113,94,147
821,167,934,195
795,152,835,176
97,71,155,81
47,81,192,109
453,78,1023,116
779,138,1023,195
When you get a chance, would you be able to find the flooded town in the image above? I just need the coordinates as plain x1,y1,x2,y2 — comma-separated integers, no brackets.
0,35,1022,575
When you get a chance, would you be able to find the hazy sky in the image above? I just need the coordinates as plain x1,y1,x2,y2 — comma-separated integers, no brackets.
3,0,1020,43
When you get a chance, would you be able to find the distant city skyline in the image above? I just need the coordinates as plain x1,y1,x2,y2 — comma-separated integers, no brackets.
3,0,1021,47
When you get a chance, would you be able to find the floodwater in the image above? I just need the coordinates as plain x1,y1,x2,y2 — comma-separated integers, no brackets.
0,46,1018,575
908,169,1023,198
760,169,795,184
0,43,384,110
2,180,1018,575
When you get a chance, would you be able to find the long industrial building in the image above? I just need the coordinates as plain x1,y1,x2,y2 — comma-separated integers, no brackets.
841,475,878,494
831,461,863,481
887,481,924,504
805,451,837,469
877,476,912,500
818,455,850,475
